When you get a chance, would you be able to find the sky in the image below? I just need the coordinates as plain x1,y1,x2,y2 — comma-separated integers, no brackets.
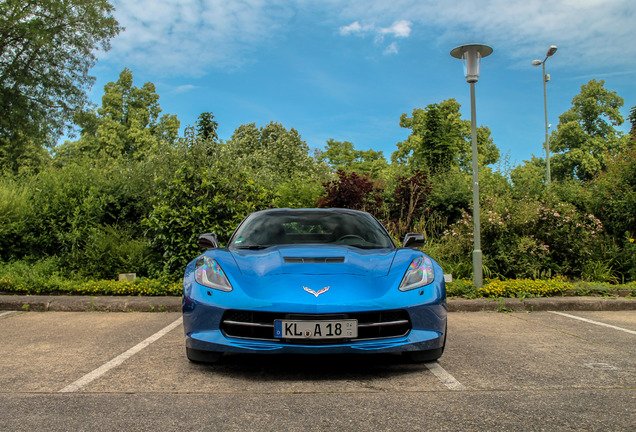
89,0,636,168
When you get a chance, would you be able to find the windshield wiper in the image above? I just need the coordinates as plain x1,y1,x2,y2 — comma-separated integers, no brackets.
234,245,270,250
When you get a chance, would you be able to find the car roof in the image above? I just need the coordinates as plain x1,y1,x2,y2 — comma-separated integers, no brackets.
249,208,371,216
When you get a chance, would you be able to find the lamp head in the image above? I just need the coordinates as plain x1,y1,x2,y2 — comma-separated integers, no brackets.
450,44,493,83
546,45,558,57
532,59,542,66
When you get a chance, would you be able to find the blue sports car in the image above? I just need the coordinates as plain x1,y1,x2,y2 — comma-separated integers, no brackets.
182,208,447,363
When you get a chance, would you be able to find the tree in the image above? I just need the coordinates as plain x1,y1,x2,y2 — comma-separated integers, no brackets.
389,169,432,236
316,170,383,215
222,121,327,188
0,0,121,172
195,112,219,142
144,163,268,275
392,99,499,173
550,79,629,182
629,105,636,143
317,139,387,177
59,68,180,160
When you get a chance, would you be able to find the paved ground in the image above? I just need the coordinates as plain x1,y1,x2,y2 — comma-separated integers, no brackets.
0,309,634,431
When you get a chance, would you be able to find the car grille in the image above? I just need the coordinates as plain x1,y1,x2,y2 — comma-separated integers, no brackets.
221,310,411,344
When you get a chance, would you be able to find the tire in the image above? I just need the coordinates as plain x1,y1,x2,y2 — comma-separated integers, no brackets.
186,347,222,364
404,346,444,363
404,324,447,363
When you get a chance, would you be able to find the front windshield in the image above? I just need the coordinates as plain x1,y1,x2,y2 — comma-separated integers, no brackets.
230,210,395,249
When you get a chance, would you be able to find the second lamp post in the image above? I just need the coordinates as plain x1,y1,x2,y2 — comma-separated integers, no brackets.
532,45,558,185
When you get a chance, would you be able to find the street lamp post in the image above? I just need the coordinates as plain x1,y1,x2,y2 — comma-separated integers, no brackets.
532,45,558,185
450,44,493,289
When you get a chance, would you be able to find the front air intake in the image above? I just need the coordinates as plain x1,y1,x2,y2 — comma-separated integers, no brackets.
283,257,345,264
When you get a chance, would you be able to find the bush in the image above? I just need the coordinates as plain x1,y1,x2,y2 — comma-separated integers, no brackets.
0,260,180,295
437,196,604,279
0,178,28,261
446,278,477,298
80,225,156,279
144,163,269,276
478,278,572,298
316,170,383,216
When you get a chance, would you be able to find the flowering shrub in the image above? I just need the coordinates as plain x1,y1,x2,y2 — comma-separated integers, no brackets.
439,196,604,279
447,278,635,298
478,278,572,298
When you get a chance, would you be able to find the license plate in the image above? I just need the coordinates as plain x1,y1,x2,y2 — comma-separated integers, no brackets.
274,319,357,339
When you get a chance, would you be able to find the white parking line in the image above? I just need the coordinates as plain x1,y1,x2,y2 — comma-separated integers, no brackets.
59,317,183,393
425,362,466,391
549,312,636,335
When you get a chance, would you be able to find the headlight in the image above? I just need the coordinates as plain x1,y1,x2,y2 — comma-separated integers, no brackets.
194,256,233,292
399,256,435,291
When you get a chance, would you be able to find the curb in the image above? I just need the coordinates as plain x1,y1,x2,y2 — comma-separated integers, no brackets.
0,295,181,313
1,295,634,313
447,297,636,312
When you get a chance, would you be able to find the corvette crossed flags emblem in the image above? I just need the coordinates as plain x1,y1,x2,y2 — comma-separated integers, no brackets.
303,286,330,297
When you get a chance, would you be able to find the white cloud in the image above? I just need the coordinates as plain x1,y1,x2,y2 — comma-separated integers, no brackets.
173,84,197,94
338,19,412,54
379,20,411,38
102,0,295,76
101,0,636,76
339,21,363,35
331,0,636,70
383,42,399,55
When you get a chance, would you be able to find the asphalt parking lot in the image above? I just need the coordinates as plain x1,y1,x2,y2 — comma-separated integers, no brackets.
0,310,634,431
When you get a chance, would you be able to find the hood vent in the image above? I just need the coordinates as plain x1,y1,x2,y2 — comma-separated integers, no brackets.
283,257,345,264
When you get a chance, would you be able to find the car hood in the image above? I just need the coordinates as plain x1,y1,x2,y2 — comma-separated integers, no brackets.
230,245,396,277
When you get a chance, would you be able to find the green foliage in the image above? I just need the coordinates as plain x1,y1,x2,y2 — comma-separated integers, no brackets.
273,176,325,209
629,106,636,142
588,147,636,238
437,196,604,279
222,121,329,189
384,169,432,237
510,157,547,199
59,68,180,160
81,225,155,280
5,157,156,277
479,278,572,298
393,99,500,173
551,79,629,181
0,0,121,173
0,257,66,293
0,259,180,296
317,139,388,178
195,112,219,142
0,177,28,261
445,279,478,298
426,168,471,227
144,163,269,276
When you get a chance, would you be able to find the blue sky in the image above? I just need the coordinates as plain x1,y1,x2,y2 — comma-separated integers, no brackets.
89,0,635,168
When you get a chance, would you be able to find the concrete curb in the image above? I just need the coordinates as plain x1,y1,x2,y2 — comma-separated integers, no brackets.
447,297,636,312
0,295,181,313
0,294,634,313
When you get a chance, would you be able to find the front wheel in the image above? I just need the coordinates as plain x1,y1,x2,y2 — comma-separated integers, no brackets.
186,347,222,364
404,325,446,363
404,346,444,363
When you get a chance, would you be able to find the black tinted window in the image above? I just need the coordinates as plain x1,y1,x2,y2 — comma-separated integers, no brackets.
230,210,394,249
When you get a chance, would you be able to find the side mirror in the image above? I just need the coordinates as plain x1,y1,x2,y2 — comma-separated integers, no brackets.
198,233,219,249
402,233,425,249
